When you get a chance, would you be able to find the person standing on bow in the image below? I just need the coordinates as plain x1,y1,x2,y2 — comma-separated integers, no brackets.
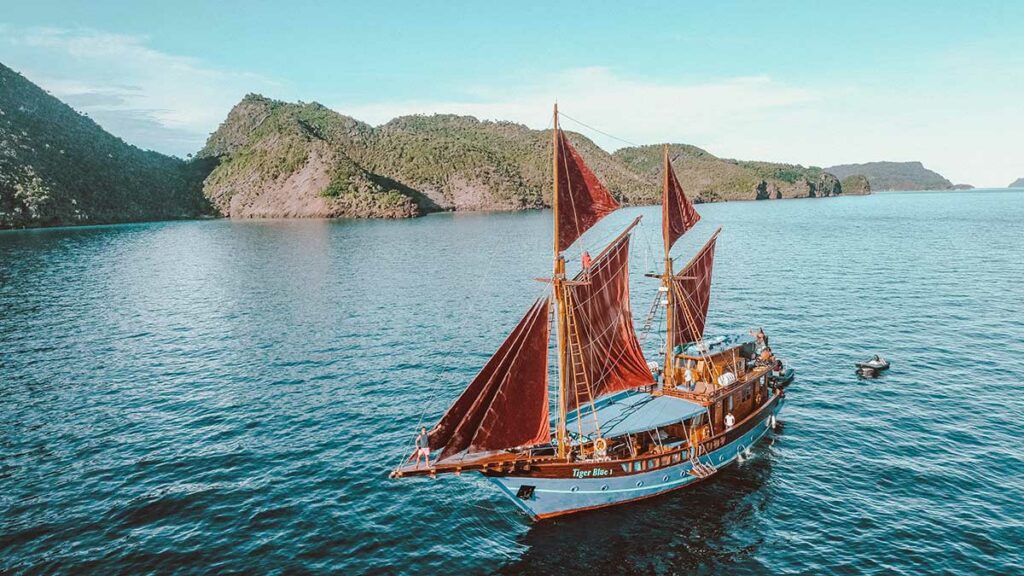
414,427,431,468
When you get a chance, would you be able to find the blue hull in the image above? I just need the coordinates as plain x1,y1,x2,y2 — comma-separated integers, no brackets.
487,396,785,519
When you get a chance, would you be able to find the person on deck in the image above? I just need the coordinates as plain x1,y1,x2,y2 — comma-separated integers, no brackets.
414,427,431,468
648,361,663,391
750,327,768,350
684,360,696,391
772,358,784,377
758,346,773,365
581,251,592,270
725,412,735,429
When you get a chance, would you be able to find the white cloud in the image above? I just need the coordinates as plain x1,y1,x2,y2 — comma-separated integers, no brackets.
2,27,282,156
339,67,818,152
336,66,1022,188
3,26,1018,186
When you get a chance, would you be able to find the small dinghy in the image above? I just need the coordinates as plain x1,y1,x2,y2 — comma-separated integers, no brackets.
856,355,890,377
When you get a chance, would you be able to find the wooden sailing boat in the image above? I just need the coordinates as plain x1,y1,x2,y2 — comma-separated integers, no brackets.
390,110,789,520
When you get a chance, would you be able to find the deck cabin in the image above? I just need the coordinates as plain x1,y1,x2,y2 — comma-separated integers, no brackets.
661,333,772,433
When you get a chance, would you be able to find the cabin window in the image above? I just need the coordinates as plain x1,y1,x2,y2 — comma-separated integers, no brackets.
671,453,682,463
647,459,658,469
727,395,734,412
661,456,671,466
633,461,643,472
620,464,631,473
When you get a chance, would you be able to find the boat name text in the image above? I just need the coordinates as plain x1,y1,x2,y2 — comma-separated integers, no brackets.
572,468,612,478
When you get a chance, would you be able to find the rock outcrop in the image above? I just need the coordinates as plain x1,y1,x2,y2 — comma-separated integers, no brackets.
840,175,871,195
1010,178,1024,188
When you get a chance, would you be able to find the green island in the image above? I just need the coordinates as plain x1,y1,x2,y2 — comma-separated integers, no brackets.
18,61,994,230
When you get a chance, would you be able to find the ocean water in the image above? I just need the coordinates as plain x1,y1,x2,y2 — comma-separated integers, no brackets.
2,190,1022,575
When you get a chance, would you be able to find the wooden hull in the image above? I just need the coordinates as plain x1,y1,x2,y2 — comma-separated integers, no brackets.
484,391,785,520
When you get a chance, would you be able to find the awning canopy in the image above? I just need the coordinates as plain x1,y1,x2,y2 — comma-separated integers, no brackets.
564,391,706,441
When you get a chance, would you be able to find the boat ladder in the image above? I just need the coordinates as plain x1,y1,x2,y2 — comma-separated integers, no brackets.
638,293,661,343
688,447,717,479
563,290,596,415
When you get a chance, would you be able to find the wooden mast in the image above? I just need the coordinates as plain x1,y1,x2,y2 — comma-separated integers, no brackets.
553,103,569,460
662,144,675,391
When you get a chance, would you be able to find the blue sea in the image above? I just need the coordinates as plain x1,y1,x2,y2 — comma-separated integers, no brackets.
2,190,1022,574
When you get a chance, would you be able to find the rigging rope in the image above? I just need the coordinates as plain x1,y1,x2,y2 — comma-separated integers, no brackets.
559,112,642,148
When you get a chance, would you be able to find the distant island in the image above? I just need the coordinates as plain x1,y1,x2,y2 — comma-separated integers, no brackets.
1010,178,1024,188
824,161,966,191
3,62,879,229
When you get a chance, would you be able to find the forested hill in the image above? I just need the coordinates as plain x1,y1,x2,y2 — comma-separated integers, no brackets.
825,161,955,191
195,95,656,219
197,94,859,219
0,63,213,229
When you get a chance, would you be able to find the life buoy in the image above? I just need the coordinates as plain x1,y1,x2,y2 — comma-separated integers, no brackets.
594,438,608,453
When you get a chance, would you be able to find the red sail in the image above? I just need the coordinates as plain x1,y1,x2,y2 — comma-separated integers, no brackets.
663,157,701,252
556,130,620,253
671,229,720,348
565,231,653,410
429,298,551,460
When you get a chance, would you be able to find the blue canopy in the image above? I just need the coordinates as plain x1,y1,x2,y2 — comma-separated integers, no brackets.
564,391,706,441
678,333,757,358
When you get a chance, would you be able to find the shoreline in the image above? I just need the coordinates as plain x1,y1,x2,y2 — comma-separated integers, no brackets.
0,190,874,233
6,188,1018,233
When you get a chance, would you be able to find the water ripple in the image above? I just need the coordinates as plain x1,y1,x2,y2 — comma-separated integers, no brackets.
2,192,1023,574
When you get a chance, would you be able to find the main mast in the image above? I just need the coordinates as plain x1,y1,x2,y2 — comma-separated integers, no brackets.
553,104,569,460
662,144,675,391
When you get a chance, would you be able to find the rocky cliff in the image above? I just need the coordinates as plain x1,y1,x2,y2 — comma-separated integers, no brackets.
825,161,955,191
0,63,211,229
1009,178,1024,188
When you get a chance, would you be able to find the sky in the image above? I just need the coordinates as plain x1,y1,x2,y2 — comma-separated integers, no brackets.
1,0,1022,187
